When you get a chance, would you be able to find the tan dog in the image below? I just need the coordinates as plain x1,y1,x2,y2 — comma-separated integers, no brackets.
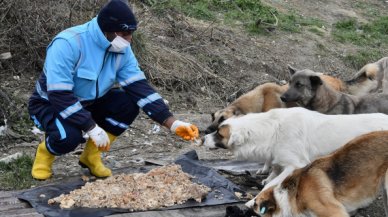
346,57,388,96
247,131,388,217
205,74,343,133
205,83,290,133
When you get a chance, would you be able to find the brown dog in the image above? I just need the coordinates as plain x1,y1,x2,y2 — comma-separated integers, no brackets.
246,131,388,217
205,73,343,134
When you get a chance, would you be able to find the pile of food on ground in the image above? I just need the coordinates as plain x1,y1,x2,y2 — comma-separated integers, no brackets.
48,164,211,211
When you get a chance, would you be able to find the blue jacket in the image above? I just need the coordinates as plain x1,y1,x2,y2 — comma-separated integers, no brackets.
29,17,172,131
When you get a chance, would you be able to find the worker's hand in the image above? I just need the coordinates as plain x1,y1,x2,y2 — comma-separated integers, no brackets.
87,125,110,150
170,120,199,141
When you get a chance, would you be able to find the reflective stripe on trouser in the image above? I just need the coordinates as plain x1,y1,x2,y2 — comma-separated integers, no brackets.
29,105,84,155
85,88,139,136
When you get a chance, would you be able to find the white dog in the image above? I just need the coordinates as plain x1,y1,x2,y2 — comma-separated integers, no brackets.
203,107,388,191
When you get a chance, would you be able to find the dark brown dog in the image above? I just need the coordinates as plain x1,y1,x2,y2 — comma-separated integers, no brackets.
281,68,388,115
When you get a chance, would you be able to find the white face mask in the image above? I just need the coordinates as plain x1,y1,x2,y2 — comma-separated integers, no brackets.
110,35,130,52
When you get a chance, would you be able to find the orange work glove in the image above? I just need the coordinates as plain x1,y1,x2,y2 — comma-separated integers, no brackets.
170,120,199,141
98,143,110,152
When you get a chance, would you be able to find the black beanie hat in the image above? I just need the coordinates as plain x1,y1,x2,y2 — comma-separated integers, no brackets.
97,0,137,32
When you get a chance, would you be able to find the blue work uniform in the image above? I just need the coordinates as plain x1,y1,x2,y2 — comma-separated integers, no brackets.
28,17,172,155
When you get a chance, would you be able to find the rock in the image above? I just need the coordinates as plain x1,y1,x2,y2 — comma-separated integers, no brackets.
0,52,12,60
0,124,7,137
31,126,44,135
0,152,22,163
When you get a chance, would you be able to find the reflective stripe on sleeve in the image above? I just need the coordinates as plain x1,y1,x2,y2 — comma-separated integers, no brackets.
137,93,162,108
47,83,74,91
119,73,146,87
59,102,83,119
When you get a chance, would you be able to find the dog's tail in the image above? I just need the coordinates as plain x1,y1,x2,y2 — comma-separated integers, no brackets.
383,169,388,217
345,63,379,85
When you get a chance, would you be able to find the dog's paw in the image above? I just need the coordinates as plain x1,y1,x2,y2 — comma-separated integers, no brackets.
261,177,270,186
255,167,269,175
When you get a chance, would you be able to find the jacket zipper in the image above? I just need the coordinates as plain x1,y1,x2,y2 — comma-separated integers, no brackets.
95,47,110,101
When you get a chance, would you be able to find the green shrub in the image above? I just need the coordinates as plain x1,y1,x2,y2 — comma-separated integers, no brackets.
332,17,388,46
343,49,383,69
147,0,324,34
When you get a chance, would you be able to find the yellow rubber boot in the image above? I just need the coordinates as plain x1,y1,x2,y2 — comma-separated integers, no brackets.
31,141,55,180
108,132,116,143
79,137,113,178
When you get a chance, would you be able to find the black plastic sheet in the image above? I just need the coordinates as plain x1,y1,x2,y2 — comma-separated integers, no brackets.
17,150,245,217
200,160,263,176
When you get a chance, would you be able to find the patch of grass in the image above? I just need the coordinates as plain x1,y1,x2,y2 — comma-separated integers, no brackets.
219,0,278,34
332,17,387,68
278,12,326,33
146,0,326,34
332,19,366,45
0,154,36,190
366,16,388,35
343,49,383,69
332,16,388,46
184,1,216,20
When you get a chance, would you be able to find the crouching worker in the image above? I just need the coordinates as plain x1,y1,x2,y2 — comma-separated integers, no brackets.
28,0,199,180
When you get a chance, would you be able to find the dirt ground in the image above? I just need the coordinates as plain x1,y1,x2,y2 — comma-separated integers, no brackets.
1,0,388,216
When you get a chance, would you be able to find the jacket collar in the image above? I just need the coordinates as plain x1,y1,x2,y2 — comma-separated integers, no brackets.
87,17,111,50
87,17,129,54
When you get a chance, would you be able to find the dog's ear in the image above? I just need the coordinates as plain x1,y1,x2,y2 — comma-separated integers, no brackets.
287,65,298,77
210,112,215,121
310,75,322,88
281,169,301,196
